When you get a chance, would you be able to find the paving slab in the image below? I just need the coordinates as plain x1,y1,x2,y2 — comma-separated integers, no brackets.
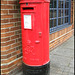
50,36,74,75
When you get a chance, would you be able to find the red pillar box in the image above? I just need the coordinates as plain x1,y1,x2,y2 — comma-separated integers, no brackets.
19,0,50,75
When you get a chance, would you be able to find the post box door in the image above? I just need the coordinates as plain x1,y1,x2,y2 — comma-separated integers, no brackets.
21,5,44,66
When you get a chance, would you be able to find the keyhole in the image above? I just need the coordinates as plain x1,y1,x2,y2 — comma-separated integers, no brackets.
26,3,28,6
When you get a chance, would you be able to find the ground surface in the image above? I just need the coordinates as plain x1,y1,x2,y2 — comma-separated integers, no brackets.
16,36,74,75
50,36,74,75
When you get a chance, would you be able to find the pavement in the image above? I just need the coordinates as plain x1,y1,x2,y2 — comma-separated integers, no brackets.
16,36,74,75
50,36,74,75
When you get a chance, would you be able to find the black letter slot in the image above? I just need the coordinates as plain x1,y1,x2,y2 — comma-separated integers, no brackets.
23,7,34,10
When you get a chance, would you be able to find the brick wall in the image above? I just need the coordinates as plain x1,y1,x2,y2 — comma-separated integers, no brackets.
1,0,74,75
49,25,74,51
1,0,22,75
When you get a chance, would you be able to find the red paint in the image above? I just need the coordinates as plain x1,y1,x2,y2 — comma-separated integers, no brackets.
19,0,50,3
20,0,50,66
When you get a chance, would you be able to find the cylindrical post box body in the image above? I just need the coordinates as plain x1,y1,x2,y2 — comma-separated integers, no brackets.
19,0,50,75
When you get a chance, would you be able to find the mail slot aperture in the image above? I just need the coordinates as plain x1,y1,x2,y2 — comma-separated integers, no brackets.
23,7,34,10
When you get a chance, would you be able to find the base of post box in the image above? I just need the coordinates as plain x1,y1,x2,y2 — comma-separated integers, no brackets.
23,61,50,75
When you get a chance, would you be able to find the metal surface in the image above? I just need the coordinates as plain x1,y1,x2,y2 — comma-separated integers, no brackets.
20,1,50,66
23,62,50,75
19,0,50,3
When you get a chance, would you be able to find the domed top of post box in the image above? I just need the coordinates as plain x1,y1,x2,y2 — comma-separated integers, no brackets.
19,0,50,3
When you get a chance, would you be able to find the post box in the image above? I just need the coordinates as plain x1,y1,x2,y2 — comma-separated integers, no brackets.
19,0,50,75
